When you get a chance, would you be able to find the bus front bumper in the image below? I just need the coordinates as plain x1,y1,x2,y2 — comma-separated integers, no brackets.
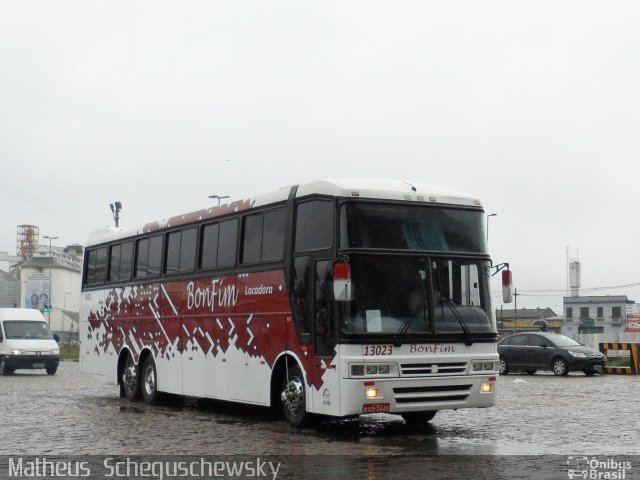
340,374,498,416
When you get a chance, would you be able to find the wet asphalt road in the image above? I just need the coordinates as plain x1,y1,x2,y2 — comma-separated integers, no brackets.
1,362,639,479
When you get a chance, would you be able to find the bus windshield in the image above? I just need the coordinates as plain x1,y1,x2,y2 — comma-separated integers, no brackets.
340,202,487,253
340,255,495,337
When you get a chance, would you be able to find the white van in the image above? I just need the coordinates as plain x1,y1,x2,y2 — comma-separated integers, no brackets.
0,308,60,375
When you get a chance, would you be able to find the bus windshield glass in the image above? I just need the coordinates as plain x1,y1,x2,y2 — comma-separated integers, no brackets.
340,202,487,253
340,255,495,337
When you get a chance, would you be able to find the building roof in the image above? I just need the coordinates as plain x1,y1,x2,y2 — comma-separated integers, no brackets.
496,307,557,321
20,256,82,273
563,295,632,305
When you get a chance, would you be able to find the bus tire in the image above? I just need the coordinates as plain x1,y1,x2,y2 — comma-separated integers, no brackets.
0,357,7,376
141,356,160,404
121,353,141,401
401,411,437,424
46,365,58,375
280,364,309,427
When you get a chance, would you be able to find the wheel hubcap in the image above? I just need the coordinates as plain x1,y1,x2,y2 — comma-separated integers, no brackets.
554,361,564,374
281,377,304,414
144,367,155,396
122,364,137,391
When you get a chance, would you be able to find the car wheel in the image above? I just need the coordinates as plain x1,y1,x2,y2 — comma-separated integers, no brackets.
583,369,596,376
281,363,309,427
401,411,437,424
552,357,569,376
525,370,537,375
498,356,509,375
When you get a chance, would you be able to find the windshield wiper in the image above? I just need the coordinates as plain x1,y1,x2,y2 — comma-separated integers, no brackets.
442,299,473,346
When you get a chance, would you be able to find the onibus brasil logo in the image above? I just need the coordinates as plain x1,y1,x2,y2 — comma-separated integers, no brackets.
567,457,632,480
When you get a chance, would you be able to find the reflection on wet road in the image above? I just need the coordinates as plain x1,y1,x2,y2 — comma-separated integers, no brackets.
1,362,638,456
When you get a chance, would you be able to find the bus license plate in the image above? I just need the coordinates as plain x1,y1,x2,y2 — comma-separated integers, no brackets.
363,403,390,414
362,345,393,356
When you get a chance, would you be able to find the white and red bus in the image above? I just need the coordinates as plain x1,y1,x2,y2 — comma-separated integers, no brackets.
80,179,511,426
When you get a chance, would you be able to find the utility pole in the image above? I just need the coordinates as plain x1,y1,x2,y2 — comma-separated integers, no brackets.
43,235,58,326
513,288,518,334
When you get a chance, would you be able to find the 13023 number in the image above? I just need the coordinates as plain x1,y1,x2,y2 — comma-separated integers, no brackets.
362,345,393,356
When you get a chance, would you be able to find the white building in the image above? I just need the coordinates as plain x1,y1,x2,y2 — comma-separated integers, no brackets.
562,295,633,338
18,244,83,334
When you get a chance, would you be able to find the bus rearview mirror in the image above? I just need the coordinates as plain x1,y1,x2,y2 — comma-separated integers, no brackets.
333,262,353,302
502,269,513,303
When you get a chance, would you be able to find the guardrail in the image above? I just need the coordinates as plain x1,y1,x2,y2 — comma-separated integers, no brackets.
598,342,639,375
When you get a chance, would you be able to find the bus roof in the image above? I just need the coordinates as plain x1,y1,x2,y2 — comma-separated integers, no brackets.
85,178,482,247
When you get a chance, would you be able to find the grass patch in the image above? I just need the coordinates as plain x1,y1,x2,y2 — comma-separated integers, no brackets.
60,343,80,361
606,357,630,367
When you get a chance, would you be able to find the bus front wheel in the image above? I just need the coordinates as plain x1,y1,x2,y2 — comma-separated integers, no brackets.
280,364,309,427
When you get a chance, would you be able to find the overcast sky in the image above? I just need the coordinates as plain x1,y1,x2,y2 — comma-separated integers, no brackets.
1,1,639,313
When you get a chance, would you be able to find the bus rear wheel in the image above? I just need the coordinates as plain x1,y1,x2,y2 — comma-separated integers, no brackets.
280,364,309,427
141,356,160,404
121,354,141,400
401,411,437,424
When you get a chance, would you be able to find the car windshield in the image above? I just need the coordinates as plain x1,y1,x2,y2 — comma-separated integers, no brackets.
546,334,581,347
3,320,53,340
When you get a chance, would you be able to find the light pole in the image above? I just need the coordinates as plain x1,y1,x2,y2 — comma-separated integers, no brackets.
486,213,497,244
43,235,59,326
208,195,230,206
110,202,122,227
64,292,71,343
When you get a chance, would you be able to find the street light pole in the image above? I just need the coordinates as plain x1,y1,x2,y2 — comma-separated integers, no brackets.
64,292,71,343
42,235,59,326
208,194,230,206
110,202,122,227
486,213,497,244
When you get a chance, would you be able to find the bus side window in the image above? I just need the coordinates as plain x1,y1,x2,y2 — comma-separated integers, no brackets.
295,200,334,252
109,242,133,282
314,260,335,356
292,256,311,337
201,219,238,270
135,235,163,278
85,247,107,286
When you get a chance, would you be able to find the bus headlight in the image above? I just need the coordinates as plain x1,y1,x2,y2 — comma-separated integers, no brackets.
365,387,383,399
480,382,494,394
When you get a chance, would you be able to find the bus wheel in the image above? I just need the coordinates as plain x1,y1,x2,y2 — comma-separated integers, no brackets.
121,354,141,400
280,364,308,427
141,356,160,404
0,358,7,376
401,411,437,424
46,365,58,375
